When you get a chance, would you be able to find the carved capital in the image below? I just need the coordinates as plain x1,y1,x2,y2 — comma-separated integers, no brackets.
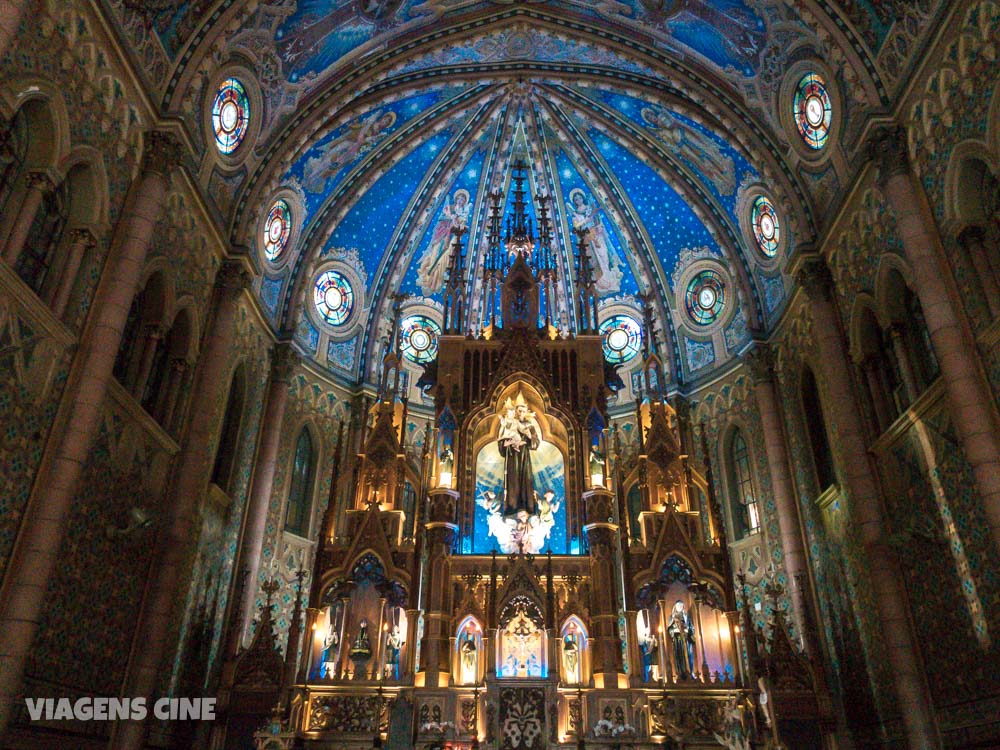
142,130,183,177
742,343,775,385
68,227,97,248
270,342,299,383
794,257,834,302
215,260,253,299
24,171,55,193
867,126,910,184
956,224,986,249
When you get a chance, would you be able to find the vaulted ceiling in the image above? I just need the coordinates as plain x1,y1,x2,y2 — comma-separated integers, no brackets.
108,0,943,390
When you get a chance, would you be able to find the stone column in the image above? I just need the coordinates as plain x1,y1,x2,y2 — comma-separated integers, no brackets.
583,487,621,685
795,256,940,750
110,260,251,750
887,324,920,404
232,342,298,651
871,128,1000,553
956,226,1000,318
2,171,54,265
0,0,28,60
131,324,164,400
50,227,95,318
422,510,457,687
0,132,180,733
742,344,812,654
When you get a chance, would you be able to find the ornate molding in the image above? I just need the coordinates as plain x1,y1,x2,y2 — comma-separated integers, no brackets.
270,342,299,383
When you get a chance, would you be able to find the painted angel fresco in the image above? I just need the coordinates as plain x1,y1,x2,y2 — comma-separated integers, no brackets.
641,107,736,196
416,189,472,296
567,188,624,295
276,0,405,74
301,110,396,194
596,0,764,73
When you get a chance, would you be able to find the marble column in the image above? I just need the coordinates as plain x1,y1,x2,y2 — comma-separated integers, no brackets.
796,256,940,750
956,225,1000,318
2,171,54,265
110,260,251,750
870,128,1000,553
422,517,458,687
233,342,298,652
0,0,28,60
131,324,165,400
0,132,180,733
50,227,95,318
583,487,621,684
742,344,811,653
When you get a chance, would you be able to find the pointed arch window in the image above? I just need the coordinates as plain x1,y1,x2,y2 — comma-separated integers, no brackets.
285,427,316,537
802,367,835,492
211,367,246,493
729,429,759,538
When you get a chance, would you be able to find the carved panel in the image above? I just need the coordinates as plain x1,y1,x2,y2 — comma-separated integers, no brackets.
499,687,545,750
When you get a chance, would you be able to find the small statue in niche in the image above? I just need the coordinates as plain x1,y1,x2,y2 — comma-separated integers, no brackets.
639,632,659,682
667,601,696,679
459,624,478,684
562,623,581,684
319,621,340,678
385,625,402,680
351,618,372,658
589,445,605,485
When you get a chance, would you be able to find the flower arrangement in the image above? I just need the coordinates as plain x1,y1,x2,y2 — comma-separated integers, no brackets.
419,720,456,735
593,719,636,738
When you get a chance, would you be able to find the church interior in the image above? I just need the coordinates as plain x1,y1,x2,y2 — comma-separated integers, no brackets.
0,1,999,749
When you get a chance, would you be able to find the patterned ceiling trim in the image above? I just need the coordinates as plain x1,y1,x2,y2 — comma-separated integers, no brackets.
544,82,766,329
230,8,819,239
278,84,499,327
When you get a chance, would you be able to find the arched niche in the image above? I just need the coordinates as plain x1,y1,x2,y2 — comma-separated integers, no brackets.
311,553,408,682
634,555,734,685
454,615,484,686
468,380,571,555
559,615,589,686
497,595,547,679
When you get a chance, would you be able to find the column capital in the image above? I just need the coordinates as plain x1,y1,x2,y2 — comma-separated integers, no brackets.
215,259,253,299
24,170,56,193
271,342,299,383
68,227,98,247
742,343,775,385
867,126,910,185
142,130,184,177
956,224,986,249
793,255,835,302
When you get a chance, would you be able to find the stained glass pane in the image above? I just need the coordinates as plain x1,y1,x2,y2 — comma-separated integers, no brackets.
731,430,759,536
314,270,354,326
263,199,291,262
400,314,442,363
685,269,726,326
751,195,780,258
599,314,642,364
212,78,250,155
793,73,832,150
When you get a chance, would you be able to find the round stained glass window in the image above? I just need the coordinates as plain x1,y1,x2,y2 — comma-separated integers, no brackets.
212,78,250,155
751,195,780,258
263,199,291,262
400,315,442,364
314,270,354,326
600,314,642,364
793,73,832,150
685,269,726,326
